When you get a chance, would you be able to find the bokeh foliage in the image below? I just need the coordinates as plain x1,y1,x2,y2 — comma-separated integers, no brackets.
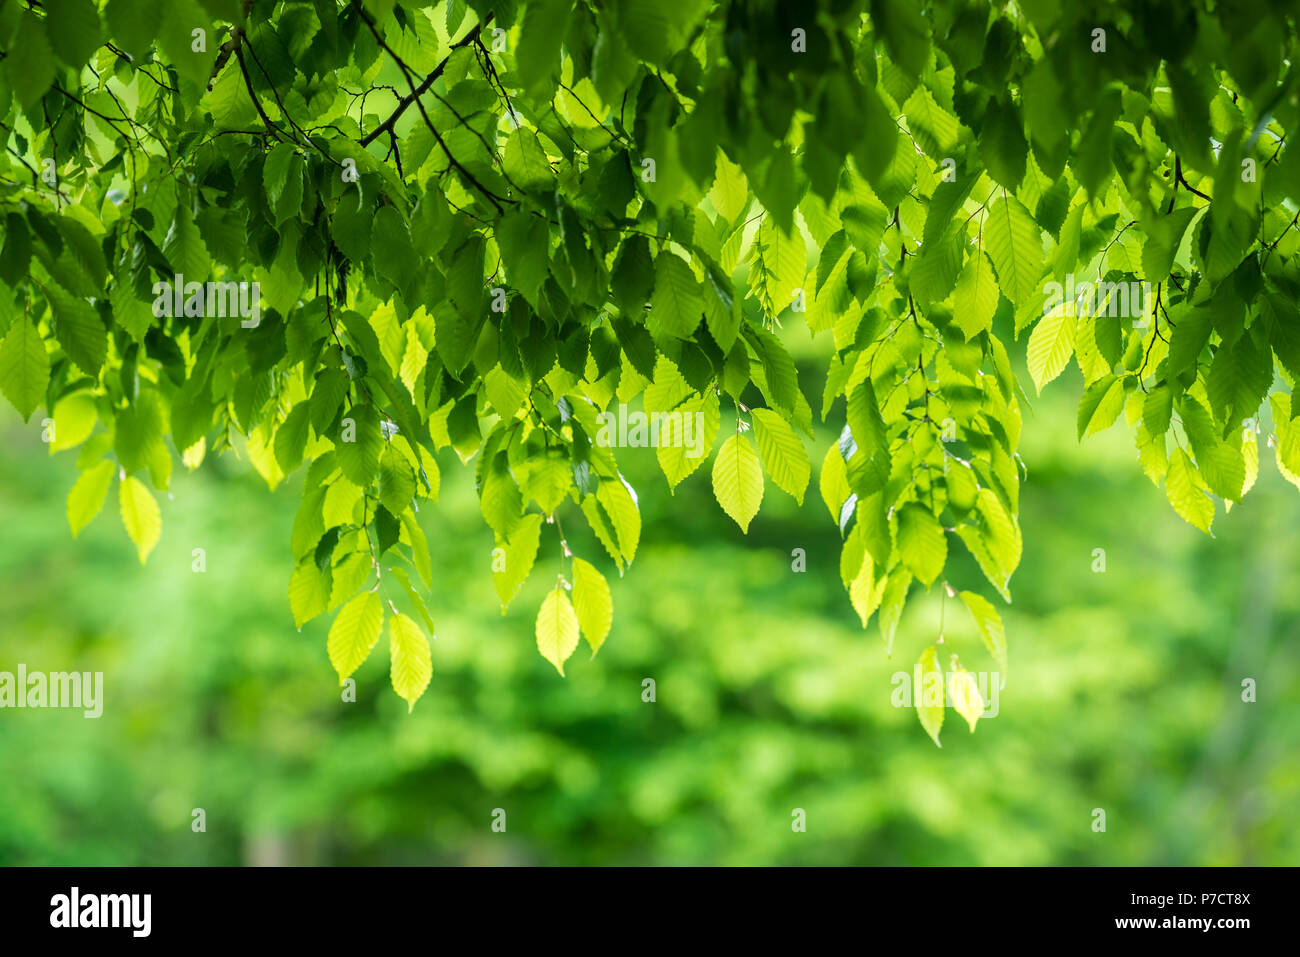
1,377,1297,865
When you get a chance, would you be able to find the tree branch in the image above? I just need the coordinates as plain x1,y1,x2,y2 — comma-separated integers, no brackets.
234,36,287,143
358,11,494,147
350,2,508,211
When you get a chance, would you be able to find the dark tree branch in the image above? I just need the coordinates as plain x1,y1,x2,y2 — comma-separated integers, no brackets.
234,38,288,142
358,12,494,147
350,2,508,211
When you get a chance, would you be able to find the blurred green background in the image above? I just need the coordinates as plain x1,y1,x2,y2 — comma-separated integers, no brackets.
1,351,1298,866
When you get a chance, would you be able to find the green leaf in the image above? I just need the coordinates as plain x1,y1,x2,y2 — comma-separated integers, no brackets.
480,451,524,540
979,99,1028,190
1141,207,1198,282
909,232,963,305
535,584,580,676
49,391,97,452
612,235,653,316
656,391,720,489
67,460,115,537
1026,305,1076,393
984,194,1044,307
273,403,312,474
878,569,910,655
648,253,703,341
1206,334,1271,429
114,391,169,483
1143,383,1174,437
896,502,946,586
493,513,543,610
0,215,31,287
335,404,383,486
119,475,161,563
846,378,891,497
1165,448,1214,533
1075,89,1121,197
377,445,415,516
388,612,432,711
709,151,749,223
1179,396,1245,501
504,128,555,191
745,326,802,419
44,0,103,69
310,369,350,434
950,666,984,733
371,206,419,294
263,144,297,210
572,557,612,656
872,0,930,76
841,523,887,627
959,590,1008,676
818,440,852,525
445,232,486,318
712,432,764,532
951,248,999,340
0,314,49,421
400,511,434,589
327,591,383,684
387,565,435,636
750,215,806,321
955,490,1020,601
106,0,156,61
515,0,573,101
158,0,216,91
917,645,944,748
332,190,373,265
496,210,550,306
1076,374,1126,439
4,14,56,109
617,0,710,66
904,85,961,158
47,287,106,376
289,560,330,628
596,478,640,564
750,407,810,504
851,86,900,186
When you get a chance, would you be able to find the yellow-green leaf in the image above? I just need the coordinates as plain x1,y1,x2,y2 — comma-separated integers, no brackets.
896,502,947,586
959,590,1009,677
0,314,49,421
818,440,851,524
118,475,161,563
951,248,999,340
1237,429,1259,504
596,477,641,564
917,645,944,747
950,664,984,733
649,253,703,340
984,193,1044,307
656,391,720,489
1166,448,1214,533
1026,304,1077,393
492,513,543,611
327,591,383,684
49,390,97,453
709,151,749,223
289,561,330,629
67,459,114,537
750,407,810,504
389,612,432,711
535,585,580,676
572,557,613,656
712,432,764,532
